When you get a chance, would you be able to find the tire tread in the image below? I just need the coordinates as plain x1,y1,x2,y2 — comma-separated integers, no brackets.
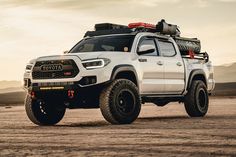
99,79,140,124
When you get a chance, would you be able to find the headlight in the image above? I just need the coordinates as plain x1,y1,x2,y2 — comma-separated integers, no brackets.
26,64,33,71
25,59,36,72
82,58,110,70
25,64,33,73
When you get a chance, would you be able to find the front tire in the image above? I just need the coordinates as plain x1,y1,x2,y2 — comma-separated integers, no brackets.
25,95,66,125
99,79,141,124
184,80,209,117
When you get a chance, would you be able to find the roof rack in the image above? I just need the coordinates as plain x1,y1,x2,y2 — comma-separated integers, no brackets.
84,28,135,37
84,19,181,37
95,23,128,30
83,19,201,54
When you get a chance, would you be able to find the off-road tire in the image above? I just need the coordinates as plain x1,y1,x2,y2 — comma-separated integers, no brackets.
100,79,141,124
184,80,209,117
25,95,66,125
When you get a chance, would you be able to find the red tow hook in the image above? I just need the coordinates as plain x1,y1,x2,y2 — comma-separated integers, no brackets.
30,91,35,98
68,90,75,99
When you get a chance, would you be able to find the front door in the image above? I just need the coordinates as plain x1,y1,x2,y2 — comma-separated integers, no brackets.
137,36,164,94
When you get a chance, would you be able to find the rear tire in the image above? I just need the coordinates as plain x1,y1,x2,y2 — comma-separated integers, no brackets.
184,80,209,117
25,95,66,125
99,79,141,124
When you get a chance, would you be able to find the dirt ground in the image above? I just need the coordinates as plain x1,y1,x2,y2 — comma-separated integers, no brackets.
0,97,235,157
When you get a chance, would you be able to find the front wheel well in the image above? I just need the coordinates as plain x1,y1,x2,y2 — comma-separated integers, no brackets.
114,71,138,86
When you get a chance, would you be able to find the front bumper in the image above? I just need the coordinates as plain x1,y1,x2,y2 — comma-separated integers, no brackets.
27,75,99,92
27,80,111,108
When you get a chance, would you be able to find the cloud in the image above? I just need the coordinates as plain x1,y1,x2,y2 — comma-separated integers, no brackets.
196,0,209,8
0,0,182,9
130,0,180,7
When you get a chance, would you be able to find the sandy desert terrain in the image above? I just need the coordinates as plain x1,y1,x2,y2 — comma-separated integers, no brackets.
0,97,235,157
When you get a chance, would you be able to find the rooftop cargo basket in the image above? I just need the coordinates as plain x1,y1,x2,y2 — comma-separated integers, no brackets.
95,23,128,31
84,19,202,54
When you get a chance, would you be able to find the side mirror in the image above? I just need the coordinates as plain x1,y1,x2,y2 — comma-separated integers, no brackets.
137,45,155,55
63,50,69,54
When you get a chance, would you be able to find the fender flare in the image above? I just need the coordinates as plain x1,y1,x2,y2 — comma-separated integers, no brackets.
110,64,139,88
187,69,207,89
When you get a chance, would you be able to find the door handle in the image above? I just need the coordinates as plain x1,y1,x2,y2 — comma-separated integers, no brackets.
177,62,182,66
157,61,163,66
138,58,147,62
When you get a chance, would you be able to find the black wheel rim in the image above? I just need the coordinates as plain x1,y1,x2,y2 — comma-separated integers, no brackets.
36,99,49,115
198,88,207,109
116,89,136,116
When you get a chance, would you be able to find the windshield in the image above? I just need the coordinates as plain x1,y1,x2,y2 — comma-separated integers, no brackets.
69,35,135,53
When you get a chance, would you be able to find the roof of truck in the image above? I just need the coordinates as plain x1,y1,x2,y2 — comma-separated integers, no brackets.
84,31,170,41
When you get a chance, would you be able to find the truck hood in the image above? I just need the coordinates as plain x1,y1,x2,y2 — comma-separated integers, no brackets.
65,51,133,61
36,51,132,62
65,52,104,60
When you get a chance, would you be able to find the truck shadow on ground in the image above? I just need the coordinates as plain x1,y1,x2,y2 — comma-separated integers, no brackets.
139,115,235,120
54,115,236,129
63,121,109,127
57,116,188,128
56,115,234,128
138,116,188,121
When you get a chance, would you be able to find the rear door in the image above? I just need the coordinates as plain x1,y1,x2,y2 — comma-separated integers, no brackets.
138,36,164,94
156,38,185,94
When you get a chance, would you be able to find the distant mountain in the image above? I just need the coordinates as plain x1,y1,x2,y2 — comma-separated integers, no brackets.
0,87,24,94
212,82,236,96
0,81,22,90
0,81,25,105
214,62,236,83
0,91,26,105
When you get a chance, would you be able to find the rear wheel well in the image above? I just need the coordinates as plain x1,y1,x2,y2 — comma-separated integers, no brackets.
191,74,207,86
115,71,138,86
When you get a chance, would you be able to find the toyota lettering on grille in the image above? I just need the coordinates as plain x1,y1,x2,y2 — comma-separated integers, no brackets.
41,64,63,72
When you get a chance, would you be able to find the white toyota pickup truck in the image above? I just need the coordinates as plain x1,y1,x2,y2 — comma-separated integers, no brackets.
23,20,215,125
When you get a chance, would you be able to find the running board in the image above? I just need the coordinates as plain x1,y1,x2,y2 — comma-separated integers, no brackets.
141,94,184,98
141,95,184,105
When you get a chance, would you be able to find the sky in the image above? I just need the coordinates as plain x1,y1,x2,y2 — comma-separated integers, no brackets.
0,0,236,81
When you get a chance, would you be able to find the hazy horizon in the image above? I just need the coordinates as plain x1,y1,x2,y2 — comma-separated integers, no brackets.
1,0,236,80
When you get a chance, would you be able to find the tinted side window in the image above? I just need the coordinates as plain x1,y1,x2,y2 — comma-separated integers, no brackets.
158,40,176,57
138,38,158,56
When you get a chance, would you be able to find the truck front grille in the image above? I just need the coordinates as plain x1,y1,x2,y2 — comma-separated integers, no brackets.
32,59,79,79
